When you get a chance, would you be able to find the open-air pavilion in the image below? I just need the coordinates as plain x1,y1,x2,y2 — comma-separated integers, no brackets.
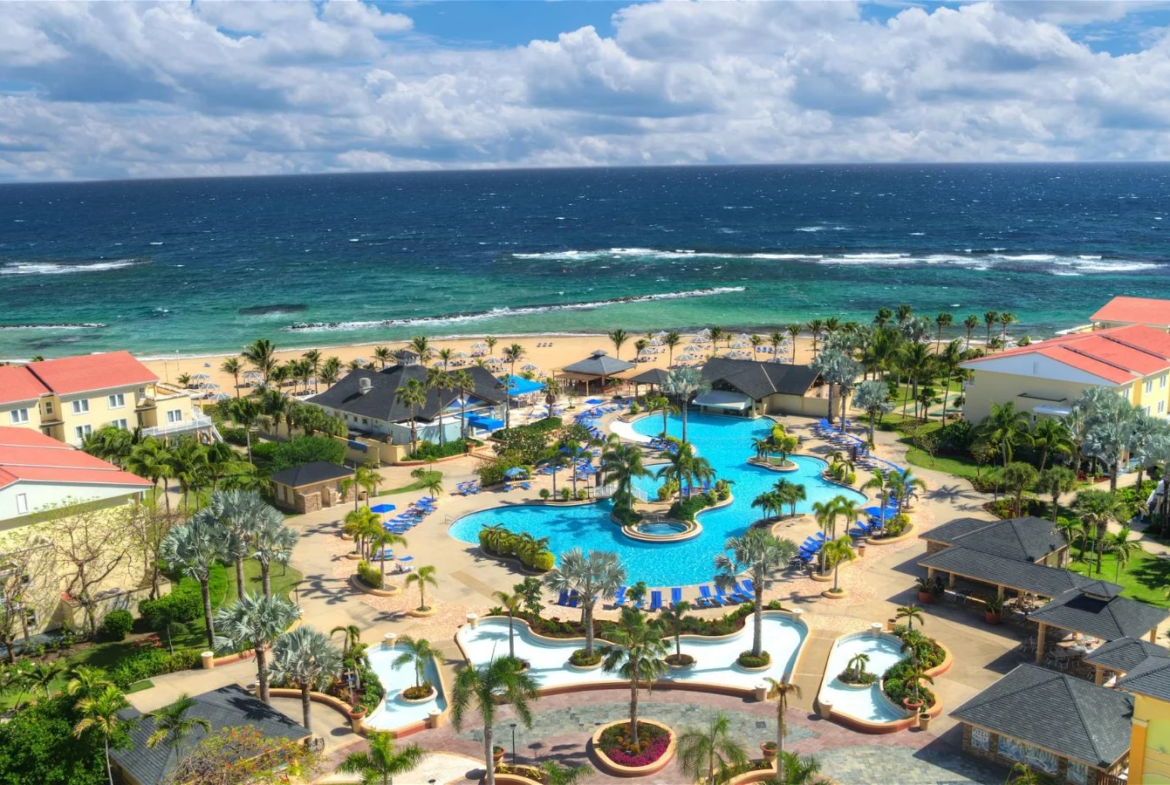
918,546,1103,604
627,367,669,397
556,350,635,395
1083,636,1170,685
1028,583,1170,664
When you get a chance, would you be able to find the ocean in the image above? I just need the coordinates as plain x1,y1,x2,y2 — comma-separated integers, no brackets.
1,164,1168,360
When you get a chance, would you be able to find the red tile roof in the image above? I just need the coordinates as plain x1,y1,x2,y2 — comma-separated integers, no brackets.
25,351,157,396
0,427,151,491
1091,297,1170,327
963,325,1170,385
0,365,50,405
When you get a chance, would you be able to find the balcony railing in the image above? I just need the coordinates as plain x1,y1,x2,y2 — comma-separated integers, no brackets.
142,411,216,439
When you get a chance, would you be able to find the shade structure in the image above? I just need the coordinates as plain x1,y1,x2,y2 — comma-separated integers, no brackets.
692,390,753,410
503,376,545,396
504,467,528,478
627,368,670,387
191,373,211,380
466,413,505,431
521,363,540,371
561,350,636,377
370,504,397,514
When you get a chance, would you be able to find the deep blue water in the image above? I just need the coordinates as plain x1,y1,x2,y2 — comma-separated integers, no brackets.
2,164,1169,359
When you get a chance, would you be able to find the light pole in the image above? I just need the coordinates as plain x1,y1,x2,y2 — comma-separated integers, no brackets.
510,723,517,767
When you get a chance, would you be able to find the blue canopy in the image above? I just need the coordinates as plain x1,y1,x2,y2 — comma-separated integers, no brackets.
467,413,505,431
503,376,544,396
370,504,396,514
504,467,529,478
575,464,597,475
585,398,605,404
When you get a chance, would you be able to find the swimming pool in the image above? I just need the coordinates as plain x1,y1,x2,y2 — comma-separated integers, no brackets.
817,632,908,725
448,411,867,586
364,646,448,732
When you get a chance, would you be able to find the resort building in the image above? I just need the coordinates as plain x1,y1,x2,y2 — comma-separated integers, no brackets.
269,460,355,514
921,515,1070,568
1119,649,1170,783
1090,296,1170,331
112,685,310,785
557,350,636,395
959,325,1170,422
697,358,833,418
952,664,1133,785
307,363,506,448
0,427,152,531
0,351,204,447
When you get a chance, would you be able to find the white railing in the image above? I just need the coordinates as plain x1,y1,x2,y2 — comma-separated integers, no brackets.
142,411,216,440
594,484,650,503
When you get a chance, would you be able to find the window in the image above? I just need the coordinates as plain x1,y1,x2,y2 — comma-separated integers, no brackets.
44,401,53,416
970,726,989,751
166,409,183,424
9,408,28,424
75,424,92,441
1066,761,1088,785
72,399,89,414
15,494,28,515
1146,380,1154,394
1162,374,1168,389
1160,401,1166,415
108,393,125,409
22,607,37,629
112,418,128,430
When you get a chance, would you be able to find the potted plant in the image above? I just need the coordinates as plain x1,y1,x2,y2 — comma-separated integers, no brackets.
492,745,506,765
984,595,1005,625
760,741,777,761
915,576,936,604
903,695,924,712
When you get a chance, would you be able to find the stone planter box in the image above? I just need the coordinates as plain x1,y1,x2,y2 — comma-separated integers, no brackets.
590,719,676,778
350,574,401,597
409,606,438,618
567,656,604,672
822,588,848,599
399,685,438,705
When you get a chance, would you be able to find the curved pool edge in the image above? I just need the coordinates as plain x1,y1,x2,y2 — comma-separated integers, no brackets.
364,651,451,738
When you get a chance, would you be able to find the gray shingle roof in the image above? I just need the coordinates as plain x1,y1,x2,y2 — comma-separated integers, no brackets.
1084,636,1170,674
922,516,1066,562
627,368,670,386
111,685,309,785
1118,655,1170,701
269,460,352,488
951,664,1134,768
917,546,1111,599
561,351,636,377
1029,586,1169,641
307,364,505,423
700,358,820,400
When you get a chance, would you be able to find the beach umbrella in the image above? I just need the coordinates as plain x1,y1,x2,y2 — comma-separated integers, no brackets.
211,392,231,402
353,357,368,364
697,328,711,339
192,373,211,381
522,363,539,371
504,467,528,478
243,370,262,380
454,350,470,358
730,341,748,349
370,503,397,514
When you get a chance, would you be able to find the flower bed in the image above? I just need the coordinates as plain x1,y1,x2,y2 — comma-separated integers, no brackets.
880,628,944,709
665,653,695,667
569,649,602,667
402,682,435,701
523,600,783,640
598,721,671,768
737,650,771,669
837,669,877,686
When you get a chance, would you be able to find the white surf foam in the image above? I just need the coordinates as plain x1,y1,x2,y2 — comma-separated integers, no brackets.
0,259,148,276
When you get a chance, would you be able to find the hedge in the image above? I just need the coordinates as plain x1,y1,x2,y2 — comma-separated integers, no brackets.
357,560,383,589
110,648,202,689
408,440,469,461
252,436,345,476
478,527,556,572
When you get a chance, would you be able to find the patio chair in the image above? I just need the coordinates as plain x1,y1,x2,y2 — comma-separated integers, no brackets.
613,586,628,608
556,590,570,606
713,585,738,605
649,591,663,612
670,587,683,606
698,585,722,608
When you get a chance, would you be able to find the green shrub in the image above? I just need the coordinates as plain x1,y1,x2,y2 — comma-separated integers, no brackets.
98,610,133,642
539,488,551,500
883,678,904,701
656,479,679,501
569,648,602,666
252,435,345,476
221,427,249,447
575,488,588,501
408,440,467,461
357,560,383,589
629,401,640,415
714,479,731,501
669,494,713,521
529,552,555,572
560,488,572,501
110,648,200,689
612,506,641,526
884,514,910,536
140,590,202,627
737,651,771,668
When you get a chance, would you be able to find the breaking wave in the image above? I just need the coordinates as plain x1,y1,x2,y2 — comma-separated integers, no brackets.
0,258,149,276
0,322,107,331
284,287,748,333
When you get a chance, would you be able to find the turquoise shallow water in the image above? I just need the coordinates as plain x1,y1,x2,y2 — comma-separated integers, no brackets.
447,412,866,586
2,165,1170,359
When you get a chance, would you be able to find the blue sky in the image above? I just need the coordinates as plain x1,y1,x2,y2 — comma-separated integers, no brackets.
2,1,1170,181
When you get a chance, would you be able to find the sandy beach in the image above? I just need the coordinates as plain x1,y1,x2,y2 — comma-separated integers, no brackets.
140,332,821,395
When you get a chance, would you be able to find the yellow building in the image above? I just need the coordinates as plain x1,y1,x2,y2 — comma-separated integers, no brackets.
960,325,1170,423
1120,653,1170,783
0,351,206,446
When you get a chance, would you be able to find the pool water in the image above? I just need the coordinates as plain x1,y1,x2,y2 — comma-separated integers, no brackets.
365,647,448,731
458,615,807,691
635,521,689,535
448,412,866,586
818,633,908,724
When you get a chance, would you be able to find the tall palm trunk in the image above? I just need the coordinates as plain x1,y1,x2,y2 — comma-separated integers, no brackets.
437,385,446,447
301,683,313,733
584,600,595,655
104,738,113,785
235,558,246,603
256,643,270,704
753,584,764,657
629,662,641,746
200,578,215,649
681,402,689,444
484,725,496,785
261,562,272,597
507,611,515,659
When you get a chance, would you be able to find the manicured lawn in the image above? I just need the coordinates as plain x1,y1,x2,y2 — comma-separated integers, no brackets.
379,470,443,495
1069,548,1170,608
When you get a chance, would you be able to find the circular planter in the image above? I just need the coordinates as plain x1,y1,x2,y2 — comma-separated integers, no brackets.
493,746,506,765
917,712,931,731
735,654,772,672
760,742,777,761
399,685,437,705
835,679,873,690
345,552,363,561
809,572,833,583
350,574,401,597
666,654,696,670
409,606,438,618
917,592,934,604
985,612,1002,625
817,701,833,720
822,588,848,599
567,654,604,671
590,719,677,778
902,697,924,712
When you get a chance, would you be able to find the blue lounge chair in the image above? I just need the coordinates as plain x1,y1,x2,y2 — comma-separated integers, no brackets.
713,585,737,605
566,591,580,608
613,586,628,607
699,585,723,607
556,590,570,606
520,482,532,491
670,587,683,606
649,590,663,612
737,580,754,599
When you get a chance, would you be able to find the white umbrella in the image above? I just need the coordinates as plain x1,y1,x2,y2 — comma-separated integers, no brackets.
471,342,487,351
522,363,540,371
243,370,262,380
730,341,748,349
697,328,712,339
191,373,211,381
649,338,662,346
736,333,752,341
211,392,231,402
454,351,470,358
353,357,368,364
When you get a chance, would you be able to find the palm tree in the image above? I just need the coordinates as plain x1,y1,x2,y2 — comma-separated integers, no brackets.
426,366,451,448
503,343,526,405
714,529,797,658
979,401,1033,468
127,439,173,514
677,711,750,785
934,312,953,349
145,693,211,761
659,600,690,662
601,437,652,521
369,531,408,584
227,397,261,464
763,678,800,757
664,330,682,366
451,370,476,442
1036,466,1076,530
332,624,366,691
202,489,261,598
392,635,437,692
338,732,428,785
1006,762,1042,785
344,507,382,560
895,604,924,632
1002,462,1039,517
544,549,625,659
162,513,228,648
492,591,524,660
852,380,892,444
214,592,301,704
341,463,381,512
395,378,428,453
405,565,438,611
451,657,540,785
409,335,432,362
861,468,895,531
960,314,978,349
251,512,297,597
66,665,113,702
242,338,278,385
1032,417,1073,472
773,751,823,785
270,626,343,733
600,606,671,747
74,684,130,785
374,346,393,369
536,760,593,785
999,311,1018,344
983,311,999,347
320,356,342,387
709,325,726,353
219,357,243,399
661,366,710,445
607,329,629,360
1106,527,1141,582
1076,489,1126,574
847,652,870,681
822,536,855,592
805,319,825,357
784,323,802,363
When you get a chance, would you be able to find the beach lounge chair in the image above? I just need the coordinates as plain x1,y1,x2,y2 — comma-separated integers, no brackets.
649,590,663,612
670,587,683,606
713,585,737,605
566,591,580,608
732,581,752,602
520,482,532,491
698,585,722,608
613,586,628,607
556,590,570,606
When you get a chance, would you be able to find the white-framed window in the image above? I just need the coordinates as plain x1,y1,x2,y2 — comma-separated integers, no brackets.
138,386,147,398
970,726,989,751
43,400,53,416
9,408,28,424
15,493,28,515
112,418,128,430
1146,379,1154,394
75,424,92,441
108,393,125,409
1160,401,1166,414
1162,374,1168,389
72,399,89,414
1147,405,1153,415
166,409,183,424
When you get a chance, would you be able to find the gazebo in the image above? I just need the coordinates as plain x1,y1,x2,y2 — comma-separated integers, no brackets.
1029,582,1170,664
558,350,635,395
627,367,670,397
